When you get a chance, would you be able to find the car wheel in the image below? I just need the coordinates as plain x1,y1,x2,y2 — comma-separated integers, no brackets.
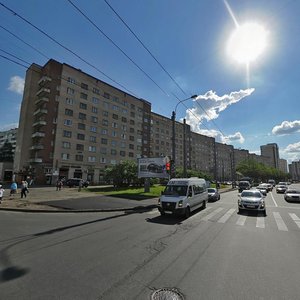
238,208,242,214
218,195,220,200
264,210,267,217
185,207,191,219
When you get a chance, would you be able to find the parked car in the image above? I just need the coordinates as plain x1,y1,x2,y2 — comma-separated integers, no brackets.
256,184,268,196
276,184,288,194
65,178,89,188
284,189,300,202
207,188,220,201
238,189,266,216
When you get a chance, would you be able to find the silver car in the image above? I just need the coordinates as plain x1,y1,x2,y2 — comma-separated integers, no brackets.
284,189,300,202
238,190,266,216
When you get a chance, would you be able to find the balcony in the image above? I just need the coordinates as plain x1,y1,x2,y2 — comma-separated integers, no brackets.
38,76,52,86
33,108,48,116
30,144,44,150
35,96,49,105
33,120,47,127
36,87,50,96
32,132,45,138
29,158,43,163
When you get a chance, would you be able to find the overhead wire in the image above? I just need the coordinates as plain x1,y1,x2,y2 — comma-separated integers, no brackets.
0,2,137,96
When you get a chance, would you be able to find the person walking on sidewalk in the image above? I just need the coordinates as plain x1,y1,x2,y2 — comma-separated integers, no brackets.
21,181,29,199
56,179,63,191
0,185,4,204
9,181,17,199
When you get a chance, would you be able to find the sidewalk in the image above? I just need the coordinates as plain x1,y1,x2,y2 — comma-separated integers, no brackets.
0,185,235,213
0,186,159,213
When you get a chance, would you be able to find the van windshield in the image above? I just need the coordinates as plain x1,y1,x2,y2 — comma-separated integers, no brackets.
164,185,188,196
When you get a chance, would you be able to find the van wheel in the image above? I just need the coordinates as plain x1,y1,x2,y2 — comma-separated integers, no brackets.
185,207,190,219
202,199,207,209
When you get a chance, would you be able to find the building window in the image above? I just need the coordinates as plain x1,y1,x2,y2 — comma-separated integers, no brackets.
120,142,126,148
62,141,71,149
112,96,119,102
64,119,72,126
101,129,108,135
65,109,73,116
102,119,108,126
120,151,126,157
103,111,109,117
130,104,135,110
93,87,100,95
101,138,108,145
130,112,135,118
111,140,117,148
67,87,75,95
61,153,70,160
76,155,83,161
129,144,134,150
66,97,74,105
80,102,87,110
129,152,134,157
113,105,119,111
103,92,110,99
90,126,97,133
88,156,96,162
92,97,99,104
76,144,84,151
68,77,76,84
80,92,88,100
112,122,118,128
121,117,127,123
100,157,106,163
130,120,135,125
77,133,85,140
81,83,88,90
78,123,86,130
79,113,87,120
92,106,98,113
100,147,107,154
129,128,134,133
129,136,134,141
91,116,98,123
88,146,96,152
111,160,117,165
112,114,118,120
121,133,126,140
63,130,72,138
90,136,97,143
121,125,127,131
111,149,117,155
112,131,117,137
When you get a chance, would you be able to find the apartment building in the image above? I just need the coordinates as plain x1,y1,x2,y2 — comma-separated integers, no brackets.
289,160,300,181
279,158,288,173
14,59,151,184
215,142,234,182
260,143,280,169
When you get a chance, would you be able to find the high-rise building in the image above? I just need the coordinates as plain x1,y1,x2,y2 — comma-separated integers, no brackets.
260,143,280,169
14,59,151,184
289,161,300,181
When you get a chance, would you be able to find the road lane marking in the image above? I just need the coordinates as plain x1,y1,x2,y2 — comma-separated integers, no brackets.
270,193,278,207
273,212,288,231
236,215,247,226
218,208,236,223
256,216,265,228
202,207,224,221
289,213,300,229
190,207,212,219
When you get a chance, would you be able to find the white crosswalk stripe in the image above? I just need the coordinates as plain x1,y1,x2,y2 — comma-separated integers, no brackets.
256,216,265,228
202,207,224,221
289,213,300,229
218,208,236,223
236,215,247,226
273,212,288,231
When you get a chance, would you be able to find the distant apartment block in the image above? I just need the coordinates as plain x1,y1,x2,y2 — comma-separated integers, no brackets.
0,128,17,152
289,160,300,181
260,143,280,169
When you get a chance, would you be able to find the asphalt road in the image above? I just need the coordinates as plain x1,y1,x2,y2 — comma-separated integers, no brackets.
1,183,300,299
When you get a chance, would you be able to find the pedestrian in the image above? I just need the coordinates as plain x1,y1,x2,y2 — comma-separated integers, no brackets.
0,185,4,204
21,181,29,199
56,179,63,191
9,181,18,199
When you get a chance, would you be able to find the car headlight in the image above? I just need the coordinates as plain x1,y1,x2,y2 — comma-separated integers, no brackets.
178,200,183,207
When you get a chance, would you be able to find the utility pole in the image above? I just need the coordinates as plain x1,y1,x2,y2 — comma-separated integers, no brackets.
183,118,187,178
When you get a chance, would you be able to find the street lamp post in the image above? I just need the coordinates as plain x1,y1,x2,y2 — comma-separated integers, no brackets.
172,95,198,177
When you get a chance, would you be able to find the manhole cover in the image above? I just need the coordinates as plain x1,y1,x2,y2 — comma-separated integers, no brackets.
151,288,184,300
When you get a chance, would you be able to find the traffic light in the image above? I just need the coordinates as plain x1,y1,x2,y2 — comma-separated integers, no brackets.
166,162,171,171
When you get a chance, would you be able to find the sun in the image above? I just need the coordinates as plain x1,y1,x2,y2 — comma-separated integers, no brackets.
227,22,268,64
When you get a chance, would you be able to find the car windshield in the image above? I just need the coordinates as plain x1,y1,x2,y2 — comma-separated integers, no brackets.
207,188,216,193
241,191,261,198
163,185,187,196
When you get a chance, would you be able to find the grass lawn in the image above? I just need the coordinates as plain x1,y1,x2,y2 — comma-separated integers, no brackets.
87,184,165,200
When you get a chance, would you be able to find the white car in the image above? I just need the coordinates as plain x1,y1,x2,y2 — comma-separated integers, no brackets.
238,189,266,216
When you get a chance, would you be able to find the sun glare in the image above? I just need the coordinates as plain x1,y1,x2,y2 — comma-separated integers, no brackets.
227,22,268,64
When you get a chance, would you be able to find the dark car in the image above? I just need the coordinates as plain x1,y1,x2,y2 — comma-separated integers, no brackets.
238,181,251,193
207,188,220,201
65,178,89,188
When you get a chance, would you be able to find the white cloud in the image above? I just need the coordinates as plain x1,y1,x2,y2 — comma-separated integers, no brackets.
284,142,300,153
281,142,300,163
196,128,245,144
8,76,25,95
272,120,300,135
222,132,245,144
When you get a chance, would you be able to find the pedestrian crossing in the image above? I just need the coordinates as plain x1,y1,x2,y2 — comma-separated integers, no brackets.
149,207,300,232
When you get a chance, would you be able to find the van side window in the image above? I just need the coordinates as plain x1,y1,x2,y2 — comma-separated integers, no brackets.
188,186,193,197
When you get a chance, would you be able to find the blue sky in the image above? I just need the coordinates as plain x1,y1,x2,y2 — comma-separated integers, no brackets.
0,0,299,163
